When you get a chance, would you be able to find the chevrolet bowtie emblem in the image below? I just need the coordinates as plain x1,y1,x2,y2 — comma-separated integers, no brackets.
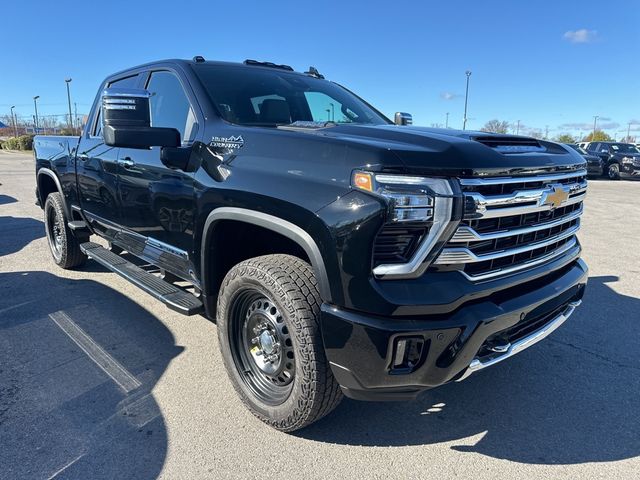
541,184,570,209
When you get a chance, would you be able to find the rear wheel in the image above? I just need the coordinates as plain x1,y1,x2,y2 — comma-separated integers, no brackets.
44,193,86,269
217,254,342,432
607,163,621,180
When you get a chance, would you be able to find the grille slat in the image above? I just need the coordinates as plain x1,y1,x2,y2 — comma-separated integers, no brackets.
435,170,586,281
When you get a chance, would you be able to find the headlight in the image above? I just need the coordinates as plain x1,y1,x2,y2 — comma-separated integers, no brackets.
622,157,634,164
352,172,457,278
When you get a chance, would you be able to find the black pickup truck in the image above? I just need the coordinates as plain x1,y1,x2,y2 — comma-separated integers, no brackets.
34,57,588,431
585,141,640,179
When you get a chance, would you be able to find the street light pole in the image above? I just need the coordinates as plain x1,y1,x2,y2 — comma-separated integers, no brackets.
516,120,520,135
33,96,40,134
445,112,449,128
10,105,18,137
592,115,599,140
65,78,73,130
329,103,335,122
462,70,472,130
627,122,632,142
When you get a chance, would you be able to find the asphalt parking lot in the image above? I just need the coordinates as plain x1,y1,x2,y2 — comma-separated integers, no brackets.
1,150,639,480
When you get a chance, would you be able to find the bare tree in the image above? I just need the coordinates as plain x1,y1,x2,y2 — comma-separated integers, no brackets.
480,119,510,134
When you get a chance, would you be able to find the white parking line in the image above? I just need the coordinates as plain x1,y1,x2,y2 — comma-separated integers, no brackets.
46,453,85,480
49,310,141,393
0,300,36,316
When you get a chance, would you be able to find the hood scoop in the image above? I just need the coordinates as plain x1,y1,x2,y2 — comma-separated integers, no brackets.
473,136,545,153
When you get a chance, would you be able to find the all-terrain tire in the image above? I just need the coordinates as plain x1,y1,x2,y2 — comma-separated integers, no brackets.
44,192,87,269
217,254,343,432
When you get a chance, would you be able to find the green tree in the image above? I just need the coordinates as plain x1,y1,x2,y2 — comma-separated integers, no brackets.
555,133,576,143
481,119,510,134
582,130,612,142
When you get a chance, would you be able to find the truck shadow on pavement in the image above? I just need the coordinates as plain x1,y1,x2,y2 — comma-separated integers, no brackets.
0,216,44,257
0,194,18,205
299,275,640,465
0,271,183,480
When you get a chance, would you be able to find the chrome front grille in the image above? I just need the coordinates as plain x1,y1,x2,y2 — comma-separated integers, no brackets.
434,169,587,281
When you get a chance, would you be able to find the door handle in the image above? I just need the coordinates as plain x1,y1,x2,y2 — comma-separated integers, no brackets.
119,157,136,169
77,153,88,162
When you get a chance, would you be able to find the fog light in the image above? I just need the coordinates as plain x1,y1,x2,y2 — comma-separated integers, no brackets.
390,336,426,374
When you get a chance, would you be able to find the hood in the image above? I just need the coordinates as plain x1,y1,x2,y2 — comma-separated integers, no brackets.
303,124,585,177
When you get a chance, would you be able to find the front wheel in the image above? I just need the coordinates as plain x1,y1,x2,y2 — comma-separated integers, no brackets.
607,163,621,180
217,254,342,432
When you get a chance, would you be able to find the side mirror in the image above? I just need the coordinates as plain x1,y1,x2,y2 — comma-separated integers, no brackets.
394,112,413,126
102,88,180,149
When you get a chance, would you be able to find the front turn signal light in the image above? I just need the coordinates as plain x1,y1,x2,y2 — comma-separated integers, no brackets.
353,172,373,192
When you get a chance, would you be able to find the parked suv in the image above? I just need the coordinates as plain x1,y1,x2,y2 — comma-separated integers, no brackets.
586,142,640,179
564,144,603,176
33,57,588,431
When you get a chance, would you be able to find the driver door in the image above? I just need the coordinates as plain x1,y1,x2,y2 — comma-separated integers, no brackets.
115,69,200,280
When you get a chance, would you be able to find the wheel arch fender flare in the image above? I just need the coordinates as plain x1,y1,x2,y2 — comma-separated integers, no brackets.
37,168,70,218
201,207,332,303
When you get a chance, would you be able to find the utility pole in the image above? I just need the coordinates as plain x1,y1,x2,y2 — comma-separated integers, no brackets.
462,71,472,130
74,102,78,134
65,78,73,130
445,112,449,128
10,105,18,137
516,120,520,135
329,103,335,122
592,115,599,140
545,125,549,139
627,122,632,142
33,96,40,134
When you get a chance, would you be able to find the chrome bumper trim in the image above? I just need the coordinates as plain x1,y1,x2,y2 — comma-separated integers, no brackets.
456,299,582,382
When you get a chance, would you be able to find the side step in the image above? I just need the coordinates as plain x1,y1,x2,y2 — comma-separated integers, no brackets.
80,242,204,316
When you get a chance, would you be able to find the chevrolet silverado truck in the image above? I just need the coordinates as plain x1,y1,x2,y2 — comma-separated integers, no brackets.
34,57,588,431
585,141,640,179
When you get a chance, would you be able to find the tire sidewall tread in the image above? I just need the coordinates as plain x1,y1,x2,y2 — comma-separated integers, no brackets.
217,254,342,432
44,193,86,269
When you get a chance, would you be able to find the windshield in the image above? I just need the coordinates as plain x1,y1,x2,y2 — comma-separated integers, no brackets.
193,64,390,127
567,144,588,155
609,143,640,154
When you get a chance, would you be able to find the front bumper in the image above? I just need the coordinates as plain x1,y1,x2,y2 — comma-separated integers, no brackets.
621,162,640,176
321,259,588,401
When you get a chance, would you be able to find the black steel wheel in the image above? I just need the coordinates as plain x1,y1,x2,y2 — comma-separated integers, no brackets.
228,290,296,405
217,254,342,432
44,193,87,269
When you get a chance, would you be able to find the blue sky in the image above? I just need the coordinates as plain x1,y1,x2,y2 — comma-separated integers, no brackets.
2,0,639,139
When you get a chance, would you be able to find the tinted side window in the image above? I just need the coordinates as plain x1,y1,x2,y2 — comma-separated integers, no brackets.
93,75,140,137
146,71,196,143
586,143,598,152
109,75,139,89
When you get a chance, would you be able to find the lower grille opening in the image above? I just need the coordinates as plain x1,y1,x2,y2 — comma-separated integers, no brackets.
478,290,580,360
